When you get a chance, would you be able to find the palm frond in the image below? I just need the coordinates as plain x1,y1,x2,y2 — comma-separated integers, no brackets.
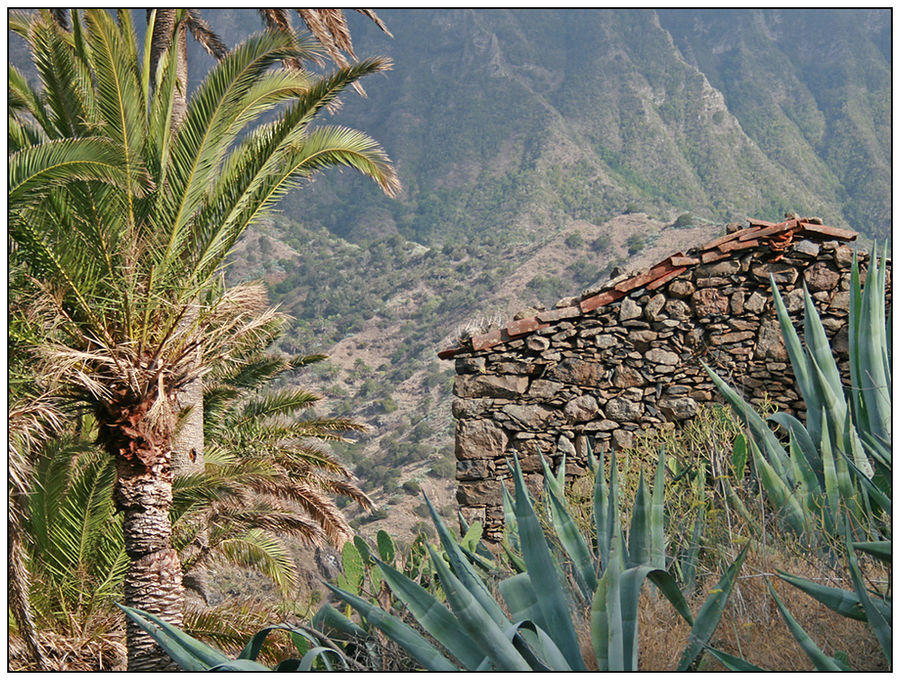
185,10,227,61
217,529,301,595
9,138,132,208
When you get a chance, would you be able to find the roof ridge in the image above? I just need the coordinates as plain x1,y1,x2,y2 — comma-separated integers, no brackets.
437,217,857,359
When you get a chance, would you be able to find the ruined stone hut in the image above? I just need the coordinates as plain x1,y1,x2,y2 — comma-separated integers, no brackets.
438,217,890,542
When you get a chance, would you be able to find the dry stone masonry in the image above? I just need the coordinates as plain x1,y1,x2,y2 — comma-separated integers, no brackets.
438,217,891,542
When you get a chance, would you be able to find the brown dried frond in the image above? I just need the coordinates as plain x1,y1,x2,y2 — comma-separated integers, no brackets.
9,609,126,671
257,9,303,70
354,9,393,38
185,10,227,61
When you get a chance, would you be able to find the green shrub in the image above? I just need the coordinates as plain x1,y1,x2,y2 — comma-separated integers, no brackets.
564,232,583,249
428,457,455,479
590,233,611,253
626,233,646,254
402,480,422,495
671,212,694,228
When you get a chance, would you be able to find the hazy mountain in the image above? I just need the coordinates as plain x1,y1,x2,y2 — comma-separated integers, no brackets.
269,9,890,245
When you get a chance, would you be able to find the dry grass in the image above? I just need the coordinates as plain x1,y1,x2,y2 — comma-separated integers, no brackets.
636,544,888,671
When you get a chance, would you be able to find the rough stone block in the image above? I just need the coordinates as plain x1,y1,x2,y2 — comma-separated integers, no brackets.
456,419,508,460
804,261,841,292
564,394,601,422
645,348,680,365
546,357,605,385
667,279,695,298
691,288,730,317
502,404,556,428
604,397,643,420
658,397,698,420
755,318,788,361
455,373,528,399
456,480,501,506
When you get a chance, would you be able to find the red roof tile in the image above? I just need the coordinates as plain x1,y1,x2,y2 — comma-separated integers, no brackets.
670,255,701,267
701,229,751,250
537,306,581,323
719,238,760,253
747,218,779,228
701,250,730,263
506,317,547,338
471,328,506,352
614,263,679,293
798,222,858,241
739,220,797,241
579,288,626,313
645,266,688,291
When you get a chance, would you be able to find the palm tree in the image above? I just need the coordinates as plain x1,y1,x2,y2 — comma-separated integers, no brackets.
135,8,391,478
9,9,397,670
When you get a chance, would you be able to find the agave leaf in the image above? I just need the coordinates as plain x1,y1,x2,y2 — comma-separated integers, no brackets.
647,569,694,625
238,623,317,661
424,493,510,628
312,604,366,639
620,565,685,669
591,535,625,671
788,433,822,519
676,543,749,671
776,570,874,621
768,411,824,485
766,580,843,671
543,464,598,598
594,447,611,568
627,469,652,568
851,541,892,564
209,658,272,671
298,647,346,671
704,646,766,671
679,507,705,597
703,364,791,480
425,544,533,671
509,456,587,669
117,603,232,671
499,572,544,625
771,276,819,438
801,284,844,409
501,483,520,552
374,557,487,671
748,438,807,536
507,620,571,671
819,413,843,533
857,249,891,442
846,539,892,663
324,581,458,671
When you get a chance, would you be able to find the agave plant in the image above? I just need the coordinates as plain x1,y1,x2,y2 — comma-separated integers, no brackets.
704,250,890,544
123,446,749,671
705,248,891,669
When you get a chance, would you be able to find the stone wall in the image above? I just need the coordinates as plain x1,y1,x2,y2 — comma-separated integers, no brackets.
439,219,890,542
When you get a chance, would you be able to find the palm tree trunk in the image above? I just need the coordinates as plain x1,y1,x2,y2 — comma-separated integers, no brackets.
104,401,183,672
148,9,188,127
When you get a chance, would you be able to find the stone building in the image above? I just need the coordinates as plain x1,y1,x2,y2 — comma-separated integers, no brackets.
437,217,890,541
